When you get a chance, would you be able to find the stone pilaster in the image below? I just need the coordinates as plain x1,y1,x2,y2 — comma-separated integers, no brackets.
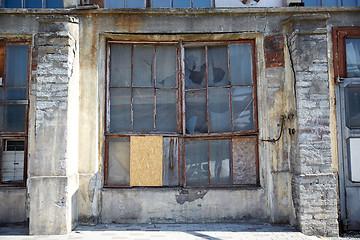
283,15,339,236
28,16,79,235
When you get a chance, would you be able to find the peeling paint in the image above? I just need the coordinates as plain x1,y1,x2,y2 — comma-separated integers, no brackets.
175,189,208,204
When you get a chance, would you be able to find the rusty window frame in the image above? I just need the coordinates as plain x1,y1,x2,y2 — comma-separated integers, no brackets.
333,27,360,81
0,41,30,188
104,39,259,188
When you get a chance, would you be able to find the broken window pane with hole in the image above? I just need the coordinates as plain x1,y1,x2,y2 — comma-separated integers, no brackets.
110,88,131,132
208,46,229,87
156,89,177,132
232,87,255,132
209,139,231,185
185,90,207,133
209,88,231,132
133,88,154,132
346,38,360,77
107,138,130,185
346,86,360,128
110,45,131,87
185,140,209,186
156,45,177,88
133,45,154,87
230,43,253,86
185,47,206,88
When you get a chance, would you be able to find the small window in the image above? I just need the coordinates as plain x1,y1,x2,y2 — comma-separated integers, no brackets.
0,43,29,187
3,0,63,8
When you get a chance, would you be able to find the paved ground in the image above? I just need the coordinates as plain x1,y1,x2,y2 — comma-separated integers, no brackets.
0,223,359,240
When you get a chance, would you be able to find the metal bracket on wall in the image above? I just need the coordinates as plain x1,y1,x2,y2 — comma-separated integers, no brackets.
261,115,287,143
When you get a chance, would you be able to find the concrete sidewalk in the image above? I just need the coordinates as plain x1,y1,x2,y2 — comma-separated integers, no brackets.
0,223,358,240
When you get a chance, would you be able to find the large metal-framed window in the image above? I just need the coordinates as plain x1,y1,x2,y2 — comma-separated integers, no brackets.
0,42,29,187
105,39,258,188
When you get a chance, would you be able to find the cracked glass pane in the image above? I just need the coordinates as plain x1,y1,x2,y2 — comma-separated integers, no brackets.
185,90,207,134
107,138,130,185
133,45,154,87
346,38,360,77
133,88,154,132
185,47,206,88
232,87,255,132
185,140,209,186
209,139,231,185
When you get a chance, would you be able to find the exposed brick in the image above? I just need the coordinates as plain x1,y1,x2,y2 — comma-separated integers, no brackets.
265,34,285,68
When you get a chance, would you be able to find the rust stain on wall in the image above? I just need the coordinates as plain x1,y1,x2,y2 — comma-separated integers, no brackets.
130,136,163,187
116,15,143,33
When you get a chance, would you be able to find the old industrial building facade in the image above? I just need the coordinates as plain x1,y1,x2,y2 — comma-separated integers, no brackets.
0,0,359,236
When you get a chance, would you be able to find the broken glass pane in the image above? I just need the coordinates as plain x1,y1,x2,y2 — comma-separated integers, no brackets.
208,46,229,87
25,0,42,8
193,0,212,7
173,0,191,7
230,43,253,86
232,87,255,132
156,89,177,132
209,139,231,185
133,88,154,132
125,0,145,8
156,45,177,88
185,47,206,88
5,45,28,87
107,138,130,185
346,86,360,128
185,140,208,186
5,88,26,101
346,38,360,77
133,45,154,87
110,44,131,87
152,0,171,7
4,105,26,132
185,90,207,134
110,88,131,132
209,88,231,132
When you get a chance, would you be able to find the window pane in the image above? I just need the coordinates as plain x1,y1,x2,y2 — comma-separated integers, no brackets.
110,88,131,131
4,0,22,7
46,0,63,8
152,0,171,7
156,89,177,132
5,45,28,87
208,46,229,87
349,138,360,182
322,0,340,6
4,88,26,100
185,47,206,88
346,38,360,77
105,0,124,8
209,140,231,185
209,88,231,132
185,90,207,134
185,140,208,186
1,140,25,183
107,138,130,185
125,0,145,8
173,0,191,7
230,43,253,86
110,45,132,87
133,88,154,132
25,0,42,8
343,0,360,6
4,105,26,132
232,87,255,132
133,45,154,87
193,0,212,7
156,45,177,88
346,86,360,128
302,0,321,6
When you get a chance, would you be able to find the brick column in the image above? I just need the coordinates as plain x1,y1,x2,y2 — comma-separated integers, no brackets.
283,15,339,236
28,16,79,235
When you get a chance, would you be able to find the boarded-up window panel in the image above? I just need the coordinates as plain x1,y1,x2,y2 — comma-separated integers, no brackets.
162,137,179,186
130,136,163,186
232,136,257,185
0,46,4,80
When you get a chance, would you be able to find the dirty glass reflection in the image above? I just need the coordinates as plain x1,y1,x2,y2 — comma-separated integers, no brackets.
346,86,360,128
152,0,171,7
156,45,177,87
230,43,253,86
125,0,145,8
107,138,130,185
346,39,360,77
156,89,177,132
173,0,191,7
185,90,207,134
208,46,229,87
185,47,206,88
110,88,131,131
193,0,212,7
133,45,154,87
110,45,131,87
5,45,28,87
232,87,255,132
209,140,231,185
133,88,154,132
185,140,208,186
4,105,26,132
209,88,231,132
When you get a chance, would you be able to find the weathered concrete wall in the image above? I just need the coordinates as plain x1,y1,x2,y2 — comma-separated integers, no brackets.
0,189,27,224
